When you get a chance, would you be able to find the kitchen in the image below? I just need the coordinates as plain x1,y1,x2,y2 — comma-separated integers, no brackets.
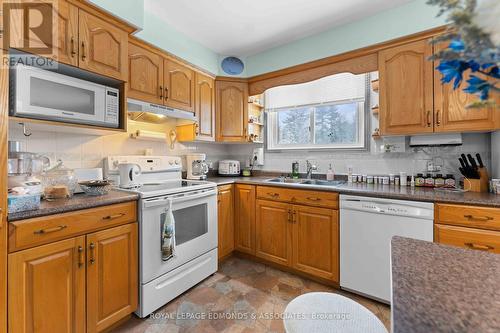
1,0,499,333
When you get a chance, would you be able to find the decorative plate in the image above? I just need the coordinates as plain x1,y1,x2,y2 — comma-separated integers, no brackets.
221,57,244,75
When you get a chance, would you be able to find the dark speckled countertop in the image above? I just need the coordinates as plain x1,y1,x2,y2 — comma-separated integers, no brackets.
8,190,139,222
391,236,500,333
208,176,500,207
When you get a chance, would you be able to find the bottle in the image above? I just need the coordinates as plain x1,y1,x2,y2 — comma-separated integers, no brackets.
292,161,299,179
425,173,434,187
347,166,353,184
410,175,415,188
415,174,425,187
400,172,408,186
327,164,335,181
434,174,445,188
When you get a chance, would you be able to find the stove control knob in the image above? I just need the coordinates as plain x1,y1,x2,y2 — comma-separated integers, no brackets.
174,160,179,165
168,161,173,165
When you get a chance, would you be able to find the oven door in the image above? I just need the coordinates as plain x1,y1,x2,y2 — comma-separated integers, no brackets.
140,188,217,284
13,65,106,125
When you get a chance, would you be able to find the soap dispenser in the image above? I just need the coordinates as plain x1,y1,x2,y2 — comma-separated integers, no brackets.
327,163,335,181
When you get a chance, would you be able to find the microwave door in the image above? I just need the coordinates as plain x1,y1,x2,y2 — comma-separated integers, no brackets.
15,65,106,125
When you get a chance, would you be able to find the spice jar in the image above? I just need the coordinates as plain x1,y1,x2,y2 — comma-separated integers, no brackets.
415,173,425,187
444,174,456,188
424,174,434,187
434,174,445,188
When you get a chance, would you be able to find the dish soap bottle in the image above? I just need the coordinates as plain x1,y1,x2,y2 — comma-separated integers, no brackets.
292,161,299,179
327,163,335,181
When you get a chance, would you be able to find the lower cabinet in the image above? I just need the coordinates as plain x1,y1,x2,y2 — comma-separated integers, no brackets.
8,223,138,333
234,184,256,255
254,197,339,282
218,184,234,259
87,224,138,333
435,224,500,254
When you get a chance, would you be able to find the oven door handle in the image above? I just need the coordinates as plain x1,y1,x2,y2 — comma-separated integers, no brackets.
143,189,217,208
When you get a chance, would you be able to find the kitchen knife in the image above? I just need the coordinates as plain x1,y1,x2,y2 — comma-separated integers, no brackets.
459,167,466,177
476,153,484,168
467,154,478,170
458,157,467,171
461,154,470,169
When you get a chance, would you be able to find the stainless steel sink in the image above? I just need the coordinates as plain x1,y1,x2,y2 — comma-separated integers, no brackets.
266,178,345,186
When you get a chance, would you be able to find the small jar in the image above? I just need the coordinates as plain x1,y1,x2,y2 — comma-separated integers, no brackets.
362,175,367,183
434,174,445,187
357,174,363,183
415,173,425,187
425,173,434,187
382,176,390,185
367,175,374,184
352,174,358,183
395,176,400,187
389,174,395,185
444,174,456,188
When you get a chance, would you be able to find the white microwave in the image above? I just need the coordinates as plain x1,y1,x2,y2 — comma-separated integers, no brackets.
10,65,119,128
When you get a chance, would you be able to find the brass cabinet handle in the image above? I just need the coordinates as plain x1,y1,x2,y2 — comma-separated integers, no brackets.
77,246,84,267
292,210,297,223
426,110,431,127
160,86,163,99
164,87,168,100
102,213,125,220
70,37,76,57
436,109,441,126
464,214,493,221
306,197,321,201
195,123,200,135
89,242,95,265
81,41,86,60
34,225,67,234
267,192,279,198
287,209,292,223
465,243,494,251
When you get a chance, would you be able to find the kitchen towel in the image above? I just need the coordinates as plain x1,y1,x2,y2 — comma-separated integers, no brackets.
161,198,176,261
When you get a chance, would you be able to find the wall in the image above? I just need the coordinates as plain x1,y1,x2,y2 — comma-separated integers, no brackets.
8,121,231,173
245,0,446,76
89,0,144,29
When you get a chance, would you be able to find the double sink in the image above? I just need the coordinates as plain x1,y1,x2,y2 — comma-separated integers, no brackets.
266,177,346,187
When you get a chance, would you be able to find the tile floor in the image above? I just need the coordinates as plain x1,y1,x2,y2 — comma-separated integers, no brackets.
112,257,391,333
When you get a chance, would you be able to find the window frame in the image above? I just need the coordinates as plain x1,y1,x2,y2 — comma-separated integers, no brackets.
266,74,370,152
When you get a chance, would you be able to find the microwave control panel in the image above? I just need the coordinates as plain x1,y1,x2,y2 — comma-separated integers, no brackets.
105,88,119,125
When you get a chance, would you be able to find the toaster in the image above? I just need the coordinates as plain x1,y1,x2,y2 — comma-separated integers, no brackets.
218,160,240,176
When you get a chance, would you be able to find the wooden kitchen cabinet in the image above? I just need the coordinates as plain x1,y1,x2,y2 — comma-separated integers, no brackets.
86,223,138,333
218,185,234,259
8,236,86,333
78,10,128,81
216,80,249,142
292,205,339,281
164,58,195,112
128,41,164,104
378,39,434,135
195,73,216,141
234,184,256,254
435,224,500,254
255,199,292,266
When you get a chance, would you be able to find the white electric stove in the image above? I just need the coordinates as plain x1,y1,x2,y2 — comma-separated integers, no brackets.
104,156,218,317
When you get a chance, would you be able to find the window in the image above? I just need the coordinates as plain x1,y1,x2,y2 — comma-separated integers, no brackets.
266,72,369,150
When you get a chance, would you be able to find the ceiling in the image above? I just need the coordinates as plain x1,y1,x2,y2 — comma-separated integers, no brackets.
146,0,414,57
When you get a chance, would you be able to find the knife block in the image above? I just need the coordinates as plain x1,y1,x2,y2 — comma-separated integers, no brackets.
467,167,489,192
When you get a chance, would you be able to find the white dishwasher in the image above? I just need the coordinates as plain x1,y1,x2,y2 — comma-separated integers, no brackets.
340,194,434,303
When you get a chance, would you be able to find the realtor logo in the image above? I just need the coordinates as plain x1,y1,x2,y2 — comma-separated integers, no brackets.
2,2,53,54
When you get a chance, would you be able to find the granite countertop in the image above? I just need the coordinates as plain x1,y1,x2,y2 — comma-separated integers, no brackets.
391,236,500,333
8,190,139,222
208,176,500,207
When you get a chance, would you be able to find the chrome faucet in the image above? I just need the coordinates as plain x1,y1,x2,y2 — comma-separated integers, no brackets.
306,160,318,179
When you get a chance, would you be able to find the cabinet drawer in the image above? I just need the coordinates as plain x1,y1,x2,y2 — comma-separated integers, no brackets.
256,186,338,209
434,224,500,254
435,204,500,231
9,201,137,252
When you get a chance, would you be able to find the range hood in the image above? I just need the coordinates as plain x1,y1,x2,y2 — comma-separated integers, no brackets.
127,98,196,124
409,133,462,147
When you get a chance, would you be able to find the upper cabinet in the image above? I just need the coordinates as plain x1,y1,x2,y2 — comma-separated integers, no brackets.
164,58,195,112
128,41,164,104
78,10,128,81
379,37,499,136
378,39,434,135
195,73,216,141
216,80,249,142
51,0,79,67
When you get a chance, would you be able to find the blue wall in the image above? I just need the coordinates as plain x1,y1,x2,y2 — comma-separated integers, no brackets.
245,0,446,76
89,0,144,29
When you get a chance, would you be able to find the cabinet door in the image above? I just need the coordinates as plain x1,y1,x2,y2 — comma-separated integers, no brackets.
7,0,78,66
164,58,195,112
128,42,164,104
216,80,248,142
234,184,256,254
434,43,498,132
218,185,234,259
379,39,434,135
255,200,292,266
79,10,128,80
8,237,86,333
292,205,339,281
86,224,138,333
195,73,216,141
